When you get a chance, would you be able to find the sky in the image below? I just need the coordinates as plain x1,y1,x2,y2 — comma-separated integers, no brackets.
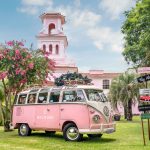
0,0,136,72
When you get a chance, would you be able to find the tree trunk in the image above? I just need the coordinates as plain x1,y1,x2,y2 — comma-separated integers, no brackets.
124,104,128,119
2,79,13,131
0,100,4,125
3,94,12,131
126,99,133,121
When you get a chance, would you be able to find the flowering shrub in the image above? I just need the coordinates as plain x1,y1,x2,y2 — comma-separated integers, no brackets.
55,72,92,86
0,40,55,131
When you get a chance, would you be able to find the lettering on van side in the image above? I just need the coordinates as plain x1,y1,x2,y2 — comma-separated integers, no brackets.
16,107,23,116
36,116,54,120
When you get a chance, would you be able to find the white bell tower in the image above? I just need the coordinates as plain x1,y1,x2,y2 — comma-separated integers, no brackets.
37,12,76,67
36,12,77,79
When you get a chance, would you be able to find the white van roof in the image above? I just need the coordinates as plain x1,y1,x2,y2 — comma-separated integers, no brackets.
18,85,102,94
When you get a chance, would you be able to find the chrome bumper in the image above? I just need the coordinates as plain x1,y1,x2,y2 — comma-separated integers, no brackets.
79,123,116,134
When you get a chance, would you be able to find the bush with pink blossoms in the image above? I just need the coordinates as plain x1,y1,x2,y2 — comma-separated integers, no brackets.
0,40,54,131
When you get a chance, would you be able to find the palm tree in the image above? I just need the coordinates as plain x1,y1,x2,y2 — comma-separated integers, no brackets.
109,72,143,121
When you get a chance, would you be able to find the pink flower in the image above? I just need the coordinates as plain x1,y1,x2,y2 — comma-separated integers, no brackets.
12,57,15,60
0,72,7,80
26,54,31,59
15,69,20,75
0,54,3,60
20,78,27,84
20,70,26,76
15,49,20,55
28,63,34,69
15,50,22,60
18,42,24,47
3,50,8,56
6,41,14,46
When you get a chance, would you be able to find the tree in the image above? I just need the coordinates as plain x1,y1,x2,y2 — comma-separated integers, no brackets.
122,0,150,67
55,72,92,86
109,72,142,121
0,40,54,131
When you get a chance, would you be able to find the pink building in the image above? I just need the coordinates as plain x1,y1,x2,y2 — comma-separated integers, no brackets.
36,12,140,115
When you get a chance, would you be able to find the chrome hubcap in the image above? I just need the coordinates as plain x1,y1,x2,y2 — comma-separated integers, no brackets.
20,124,27,135
66,127,79,140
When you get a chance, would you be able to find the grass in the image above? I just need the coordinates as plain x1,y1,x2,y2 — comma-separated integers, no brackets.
0,116,150,150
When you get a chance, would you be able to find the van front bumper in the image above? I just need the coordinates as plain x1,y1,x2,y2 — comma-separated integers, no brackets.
79,123,116,134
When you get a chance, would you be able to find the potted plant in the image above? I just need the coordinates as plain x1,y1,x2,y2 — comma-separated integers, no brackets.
113,113,121,121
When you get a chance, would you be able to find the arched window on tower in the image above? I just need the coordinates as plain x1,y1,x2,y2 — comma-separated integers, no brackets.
49,44,52,54
56,45,59,55
49,23,55,34
43,44,46,51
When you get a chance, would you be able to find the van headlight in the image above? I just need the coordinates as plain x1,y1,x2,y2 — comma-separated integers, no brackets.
92,115,100,123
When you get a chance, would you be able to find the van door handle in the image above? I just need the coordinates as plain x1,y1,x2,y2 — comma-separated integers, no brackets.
60,108,64,111
47,108,50,111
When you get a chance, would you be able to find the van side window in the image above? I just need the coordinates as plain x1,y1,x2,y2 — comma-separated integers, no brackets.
28,93,36,104
63,91,77,102
18,94,27,104
49,91,60,103
76,90,85,101
38,92,48,103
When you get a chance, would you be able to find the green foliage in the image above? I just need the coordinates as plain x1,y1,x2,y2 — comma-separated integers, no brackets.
122,0,150,67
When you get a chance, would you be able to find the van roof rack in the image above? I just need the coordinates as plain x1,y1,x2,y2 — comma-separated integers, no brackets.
23,84,51,91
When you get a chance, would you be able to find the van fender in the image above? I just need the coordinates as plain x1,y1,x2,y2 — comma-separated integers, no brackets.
61,120,78,131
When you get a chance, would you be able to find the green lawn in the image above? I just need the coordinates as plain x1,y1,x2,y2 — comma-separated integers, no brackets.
0,117,150,150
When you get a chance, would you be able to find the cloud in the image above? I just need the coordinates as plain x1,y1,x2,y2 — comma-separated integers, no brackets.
87,27,123,52
74,0,81,7
99,0,136,20
72,10,101,28
46,4,123,52
18,0,53,15
22,0,53,6
17,6,38,15
51,5,122,52
47,5,101,28
17,0,124,52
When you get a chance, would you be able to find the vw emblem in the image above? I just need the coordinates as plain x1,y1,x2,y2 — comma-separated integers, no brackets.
103,106,109,116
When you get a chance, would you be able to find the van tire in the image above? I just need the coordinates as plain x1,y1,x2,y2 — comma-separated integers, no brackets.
88,134,103,139
18,124,31,136
63,123,83,141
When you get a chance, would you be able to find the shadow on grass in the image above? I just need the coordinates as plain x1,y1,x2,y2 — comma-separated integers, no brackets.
30,132,64,140
82,137,116,143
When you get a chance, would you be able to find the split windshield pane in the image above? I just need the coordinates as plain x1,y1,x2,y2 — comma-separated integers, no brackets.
84,89,108,102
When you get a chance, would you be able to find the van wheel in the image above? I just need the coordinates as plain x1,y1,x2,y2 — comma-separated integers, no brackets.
63,123,83,141
45,131,56,135
88,134,103,139
18,124,31,136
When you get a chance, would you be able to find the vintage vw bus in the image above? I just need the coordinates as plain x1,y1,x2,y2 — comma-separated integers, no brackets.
12,85,116,141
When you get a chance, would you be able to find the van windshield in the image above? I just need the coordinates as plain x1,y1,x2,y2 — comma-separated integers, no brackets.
84,89,108,102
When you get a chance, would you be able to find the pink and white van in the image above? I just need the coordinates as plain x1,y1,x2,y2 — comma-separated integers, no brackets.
12,85,116,141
